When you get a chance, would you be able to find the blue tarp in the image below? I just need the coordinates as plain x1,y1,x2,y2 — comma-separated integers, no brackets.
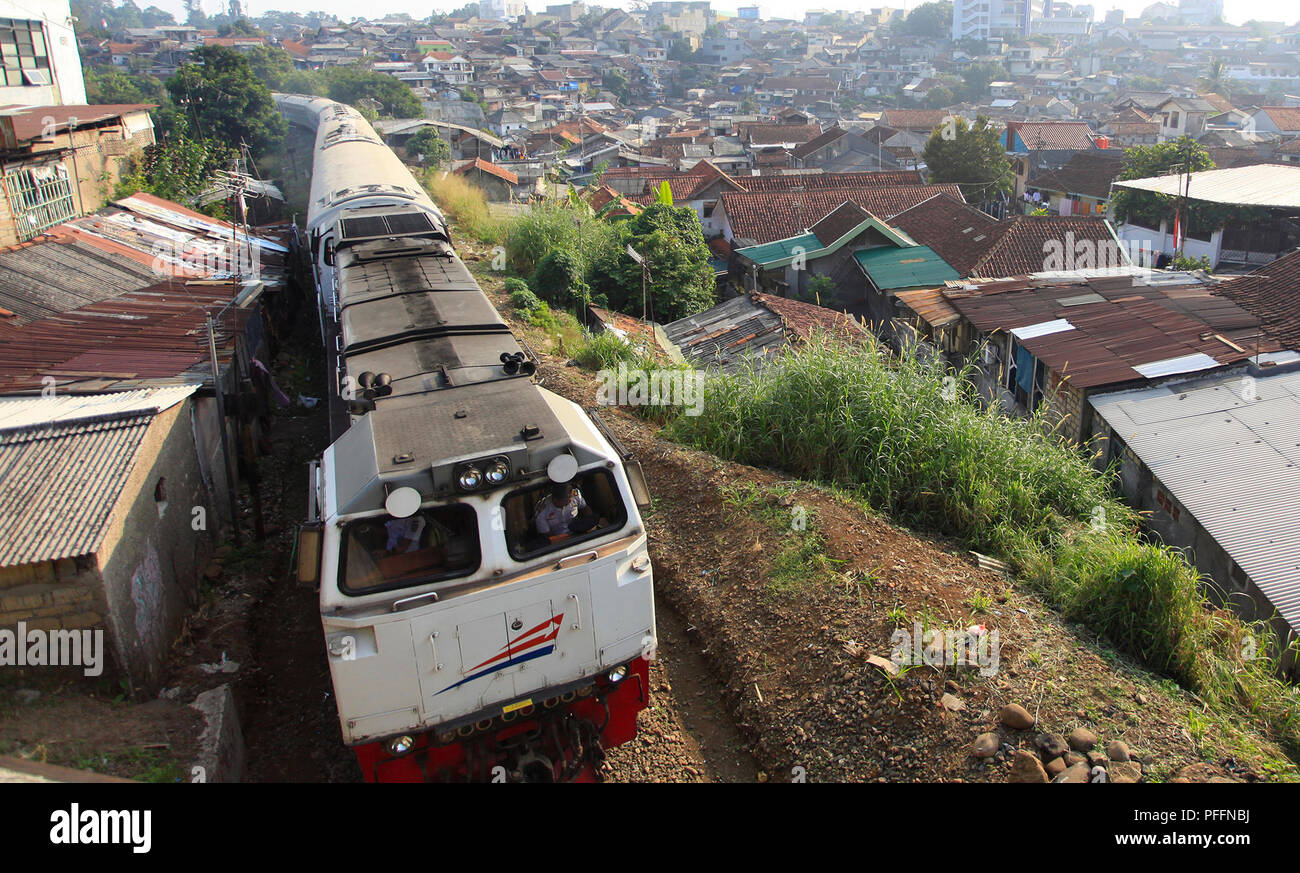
1015,345,1035,394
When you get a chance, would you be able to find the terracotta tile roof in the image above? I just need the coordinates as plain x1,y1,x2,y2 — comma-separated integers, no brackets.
1006,121,1097,151
1026,151,1125,200
737,122,822,145
970,216,1119,279
1104,121,1160,136
1198,92,1238,114
809,201,873,247
789,125,847,159
753,292,870,345
1219,248,1300,351
635,168,925,203
721,184,966,244
887,193,1002,275
879,108,950,132
455,157,519,185
1256,106,1300,132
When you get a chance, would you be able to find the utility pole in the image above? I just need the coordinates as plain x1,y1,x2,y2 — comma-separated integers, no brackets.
627,243,650,321
207,314,242,546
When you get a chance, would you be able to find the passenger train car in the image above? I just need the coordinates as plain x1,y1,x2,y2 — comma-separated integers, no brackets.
278,95,657,782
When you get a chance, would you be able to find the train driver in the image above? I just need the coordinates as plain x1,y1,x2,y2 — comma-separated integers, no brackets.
535,482,599,543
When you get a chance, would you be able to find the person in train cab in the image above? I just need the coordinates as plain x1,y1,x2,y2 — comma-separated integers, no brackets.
535,482,599,543
384,515,427,553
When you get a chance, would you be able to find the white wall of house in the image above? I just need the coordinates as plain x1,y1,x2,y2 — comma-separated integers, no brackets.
0,0,86,106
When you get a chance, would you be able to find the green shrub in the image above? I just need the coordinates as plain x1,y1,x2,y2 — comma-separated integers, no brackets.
531,248,589,311
572,330,637,371
504,203,578,275
509,286,542,312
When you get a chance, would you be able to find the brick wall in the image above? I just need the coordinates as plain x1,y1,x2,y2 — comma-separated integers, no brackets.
0,559,106,635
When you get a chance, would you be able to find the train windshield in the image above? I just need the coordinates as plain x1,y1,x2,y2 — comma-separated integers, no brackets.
339,505,480,594
500,470,628,561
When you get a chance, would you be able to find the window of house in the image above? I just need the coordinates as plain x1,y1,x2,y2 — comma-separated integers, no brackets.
3,164,77,241
0,20,51,88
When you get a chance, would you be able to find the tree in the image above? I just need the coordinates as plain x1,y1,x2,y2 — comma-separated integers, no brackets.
405,126,451,167
898,1,952,38
114,117,231,206
85,66,168,105
923,85,955,109
1200,57,1229,97
1109,137,1229,234
610,204,716,322
602,67,629,104
959,61,1009,102
167,46,285,156
531,248,589,310
245,45,294,90
921,114,1013,203
321,67,423,118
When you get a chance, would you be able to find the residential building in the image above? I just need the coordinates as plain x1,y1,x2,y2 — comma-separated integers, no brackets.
0,0,86,106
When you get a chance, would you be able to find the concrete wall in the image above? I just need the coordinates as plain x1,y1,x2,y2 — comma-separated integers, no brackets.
95,399,215,694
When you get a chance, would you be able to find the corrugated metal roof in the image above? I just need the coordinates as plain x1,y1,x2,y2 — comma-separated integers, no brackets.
1113,164,1300,209
0,387,195,567
0,238,160,324
662,295,787,373
1091,370,1300,633
734,232,821,266
854,245,959,290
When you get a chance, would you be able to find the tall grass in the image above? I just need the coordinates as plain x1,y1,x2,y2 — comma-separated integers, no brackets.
668,335,1300,753
422,169,504,244
503,202,578,276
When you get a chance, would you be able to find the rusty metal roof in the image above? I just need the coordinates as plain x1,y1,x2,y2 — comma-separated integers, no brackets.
0,387,195,567
0,279,250,394
941,271,1277,389
0,237,160,323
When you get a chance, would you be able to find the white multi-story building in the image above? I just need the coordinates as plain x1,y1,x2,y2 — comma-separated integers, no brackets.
953,0,1045,41
478,0,527,19
0,0,86,106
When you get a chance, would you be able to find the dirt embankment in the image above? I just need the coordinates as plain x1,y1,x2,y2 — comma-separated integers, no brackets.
468,247,1297,784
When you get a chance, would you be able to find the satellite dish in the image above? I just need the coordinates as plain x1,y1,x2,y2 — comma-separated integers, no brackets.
546,453,579,483
385,486,422,518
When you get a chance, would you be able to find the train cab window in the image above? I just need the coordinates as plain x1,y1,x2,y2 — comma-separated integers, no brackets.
339,505,480,595
500,471,627,561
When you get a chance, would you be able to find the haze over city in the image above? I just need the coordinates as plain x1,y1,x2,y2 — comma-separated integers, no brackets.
149,0,1296,26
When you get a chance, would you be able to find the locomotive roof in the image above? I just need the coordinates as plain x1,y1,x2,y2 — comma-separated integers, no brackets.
338,237,525,396
329,379,581,517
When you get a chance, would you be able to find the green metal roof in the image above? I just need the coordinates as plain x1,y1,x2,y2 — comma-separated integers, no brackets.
853,245,959,290
734,232,821,267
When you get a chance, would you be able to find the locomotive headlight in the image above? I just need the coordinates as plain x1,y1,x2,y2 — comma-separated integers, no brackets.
484,457,510,485
607,665,628,684
456,465,482,491
386,735,415,756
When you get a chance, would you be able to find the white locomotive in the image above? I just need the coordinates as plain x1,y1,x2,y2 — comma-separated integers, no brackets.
280,95,657,782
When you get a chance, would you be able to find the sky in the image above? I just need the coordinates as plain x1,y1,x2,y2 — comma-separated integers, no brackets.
152,0,1296,28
